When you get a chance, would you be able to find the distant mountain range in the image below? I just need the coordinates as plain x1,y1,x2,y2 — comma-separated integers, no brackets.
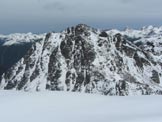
0,24,162,95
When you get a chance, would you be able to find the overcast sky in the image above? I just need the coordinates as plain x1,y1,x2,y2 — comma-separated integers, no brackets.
0,0,162,34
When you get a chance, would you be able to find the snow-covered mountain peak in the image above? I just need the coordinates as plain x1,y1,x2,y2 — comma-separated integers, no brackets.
141,25,154,31
0,24,162,96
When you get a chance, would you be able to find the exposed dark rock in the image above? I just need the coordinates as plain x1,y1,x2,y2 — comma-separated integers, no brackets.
147,42,154,47
151,70,160,84
133,52,150,68
99,31,108,37
45,33,52,41
47,47,62,91
4,80,17,90
122,45,136,57
124,35,141,42
30,63,40,82
17,73,29,90
116,80,128,96
115,33,123,50
74,24,90,36
60,37,73,59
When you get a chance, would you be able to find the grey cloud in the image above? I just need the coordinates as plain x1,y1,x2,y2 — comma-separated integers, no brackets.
119,0,133,4
43,1,67,11
0,0,162,34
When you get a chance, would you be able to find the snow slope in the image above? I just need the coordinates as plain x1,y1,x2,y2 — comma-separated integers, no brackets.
0,91,162,122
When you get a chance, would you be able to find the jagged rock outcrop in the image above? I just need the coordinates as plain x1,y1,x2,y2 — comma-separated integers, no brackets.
0,24,162,95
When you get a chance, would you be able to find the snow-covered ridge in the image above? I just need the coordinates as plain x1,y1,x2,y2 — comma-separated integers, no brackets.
107,25,162,37
107,25,162,66
0,32,45,46
0,24,162,95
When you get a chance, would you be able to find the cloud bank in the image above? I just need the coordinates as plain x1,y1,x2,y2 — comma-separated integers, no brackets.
0,0,162,34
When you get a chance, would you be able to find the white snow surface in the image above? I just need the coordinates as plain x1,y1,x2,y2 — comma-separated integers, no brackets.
0,91,162,122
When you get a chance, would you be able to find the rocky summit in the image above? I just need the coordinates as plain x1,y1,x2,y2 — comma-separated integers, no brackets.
0,24,162,95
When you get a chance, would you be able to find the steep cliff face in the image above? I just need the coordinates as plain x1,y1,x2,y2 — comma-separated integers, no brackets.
0,24,162,95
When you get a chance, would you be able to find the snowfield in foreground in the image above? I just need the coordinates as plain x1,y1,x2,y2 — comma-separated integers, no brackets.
0,91,162,122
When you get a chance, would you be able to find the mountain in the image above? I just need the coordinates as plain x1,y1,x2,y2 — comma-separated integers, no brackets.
0,24,162,95
0,33,44,75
